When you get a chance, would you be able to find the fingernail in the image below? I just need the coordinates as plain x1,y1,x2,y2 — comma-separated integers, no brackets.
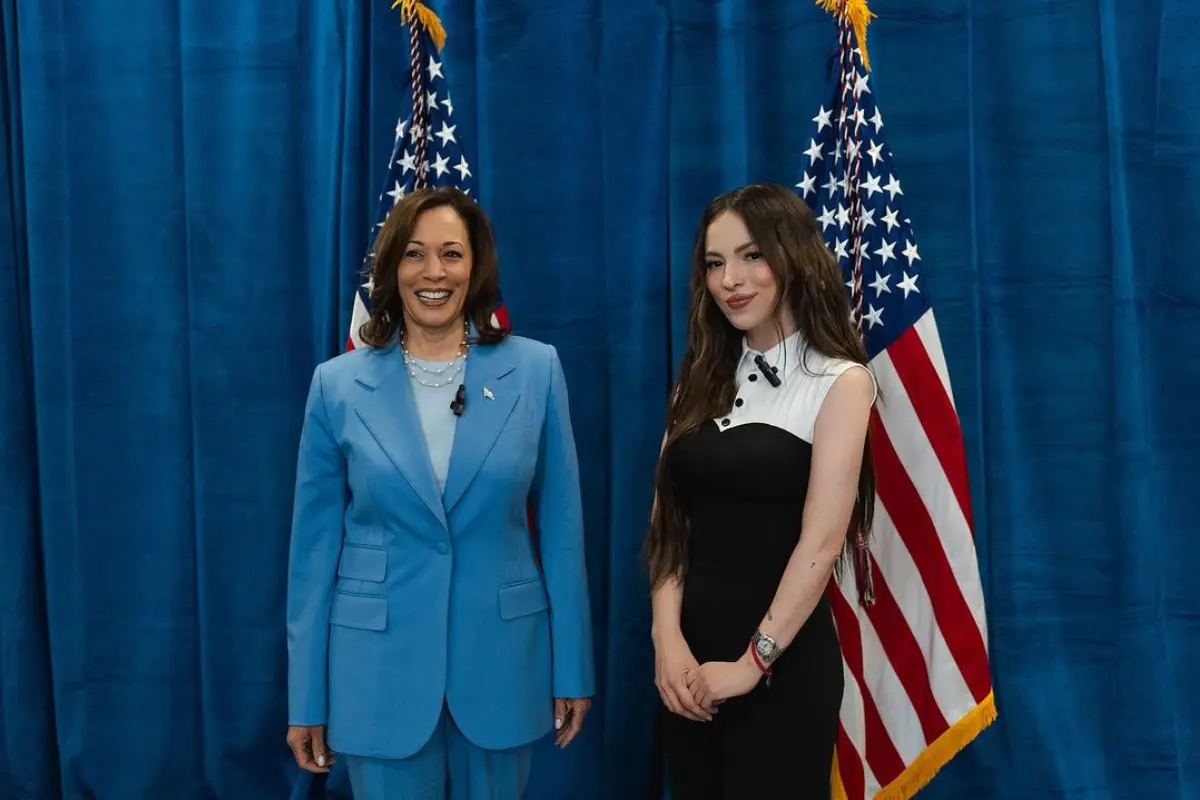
316,755,325,767
555,717,563,730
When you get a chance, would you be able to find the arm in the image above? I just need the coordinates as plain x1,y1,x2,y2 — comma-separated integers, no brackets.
650,574,684,645
649,432,683,645
751,367,874,655
286,363,347,727
529,344,596,701
649,433,711,722
688,367,874,706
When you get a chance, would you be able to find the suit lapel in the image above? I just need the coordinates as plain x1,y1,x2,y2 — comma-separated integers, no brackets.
353,347,448,530
442,342,520,515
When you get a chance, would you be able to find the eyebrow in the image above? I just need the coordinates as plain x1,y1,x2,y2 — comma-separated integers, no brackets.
705,241,756,258
407,239,464,247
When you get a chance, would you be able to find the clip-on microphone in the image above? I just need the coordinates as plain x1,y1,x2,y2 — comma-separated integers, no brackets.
753,355,782,388
450,384,467,417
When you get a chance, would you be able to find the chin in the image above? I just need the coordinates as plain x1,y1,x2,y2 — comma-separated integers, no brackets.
408,300,465,329
722,308,769,333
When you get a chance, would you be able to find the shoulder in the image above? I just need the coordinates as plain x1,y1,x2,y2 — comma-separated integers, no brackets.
490,335,561,380
762,352,874,442
492,333,556,357
316,345,379,377
824,363,875,404
804,356,877,426
799,349,874,399
310,345,389,395
485,336,566,405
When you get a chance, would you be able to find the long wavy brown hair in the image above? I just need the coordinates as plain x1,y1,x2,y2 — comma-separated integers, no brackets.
358,187,508,348
642,183,876,589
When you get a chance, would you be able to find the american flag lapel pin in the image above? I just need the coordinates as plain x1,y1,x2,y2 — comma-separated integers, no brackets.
483,386,494,400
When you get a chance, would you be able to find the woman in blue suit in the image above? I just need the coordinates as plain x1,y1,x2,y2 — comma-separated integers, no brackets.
285,187,595,799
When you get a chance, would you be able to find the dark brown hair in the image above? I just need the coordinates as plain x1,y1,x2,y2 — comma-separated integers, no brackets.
642,183,876,588
358,186,508,348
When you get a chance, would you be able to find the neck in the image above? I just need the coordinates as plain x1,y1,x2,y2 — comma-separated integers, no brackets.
403,319,466,361
745,312,797,353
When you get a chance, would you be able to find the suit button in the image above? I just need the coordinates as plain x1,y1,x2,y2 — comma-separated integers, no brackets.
436,542,449,555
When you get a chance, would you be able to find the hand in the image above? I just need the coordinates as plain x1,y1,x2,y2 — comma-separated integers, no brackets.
653,632,711,722
287,725,335,773
554,697,591,748
687,655,762,711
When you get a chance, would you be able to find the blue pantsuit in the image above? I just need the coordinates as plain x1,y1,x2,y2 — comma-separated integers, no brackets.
286,335,595,798
344,704,532,799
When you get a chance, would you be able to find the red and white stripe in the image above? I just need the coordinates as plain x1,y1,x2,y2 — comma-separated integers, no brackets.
830,308,993,799
345,290,371,352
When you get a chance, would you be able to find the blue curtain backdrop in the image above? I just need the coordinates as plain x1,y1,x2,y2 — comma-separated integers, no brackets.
2,0,1198,798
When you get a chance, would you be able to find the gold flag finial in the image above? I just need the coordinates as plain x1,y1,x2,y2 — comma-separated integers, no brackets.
392,0,447,52
815,0,874,71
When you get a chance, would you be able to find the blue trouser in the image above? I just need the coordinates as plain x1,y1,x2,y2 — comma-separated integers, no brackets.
344,704,534,799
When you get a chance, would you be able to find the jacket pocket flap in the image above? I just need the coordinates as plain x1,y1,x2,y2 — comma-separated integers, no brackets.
337,545,387,583
329,592,387,631
498,578,549,620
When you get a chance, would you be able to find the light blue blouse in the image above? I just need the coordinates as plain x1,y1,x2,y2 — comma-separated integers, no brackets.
407,358,462,494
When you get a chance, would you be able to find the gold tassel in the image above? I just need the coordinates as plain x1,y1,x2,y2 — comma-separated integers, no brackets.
815,0,875,71
392,0,448,52
832,692,999,800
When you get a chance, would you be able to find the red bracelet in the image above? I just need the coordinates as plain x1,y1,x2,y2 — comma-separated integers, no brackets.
748,638,773,679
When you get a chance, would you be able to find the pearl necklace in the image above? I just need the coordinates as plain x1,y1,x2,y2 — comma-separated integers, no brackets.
402,323,469,388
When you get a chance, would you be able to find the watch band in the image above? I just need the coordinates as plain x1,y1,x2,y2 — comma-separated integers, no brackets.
748,630,784,688
751,630,785,666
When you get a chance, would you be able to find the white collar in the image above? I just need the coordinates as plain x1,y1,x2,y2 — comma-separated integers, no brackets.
739,330,804,376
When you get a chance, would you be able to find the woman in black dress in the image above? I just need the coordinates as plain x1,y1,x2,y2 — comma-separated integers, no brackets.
644,183,877,798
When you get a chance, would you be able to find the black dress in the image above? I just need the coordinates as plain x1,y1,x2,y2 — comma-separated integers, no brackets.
663,334,859,799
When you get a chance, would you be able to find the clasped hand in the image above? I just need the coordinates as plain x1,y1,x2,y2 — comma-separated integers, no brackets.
654,634,761,722
685,658,761,712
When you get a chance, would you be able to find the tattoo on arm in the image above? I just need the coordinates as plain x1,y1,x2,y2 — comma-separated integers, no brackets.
810,561,817,568
766,609,773,622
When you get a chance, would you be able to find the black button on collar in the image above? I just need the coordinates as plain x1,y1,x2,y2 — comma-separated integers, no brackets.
720,418,730,427
748,373,758,382
735,398,744,407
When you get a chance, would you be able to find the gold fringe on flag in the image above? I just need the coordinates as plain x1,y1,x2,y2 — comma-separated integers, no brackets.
815,0,875,71
391,0,447,52
831,691,998,800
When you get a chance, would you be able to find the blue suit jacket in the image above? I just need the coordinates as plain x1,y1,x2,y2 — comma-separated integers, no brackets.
286,335,596,758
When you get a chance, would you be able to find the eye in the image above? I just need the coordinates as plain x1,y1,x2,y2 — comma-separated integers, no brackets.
404,249,424,260
706,259,724,270
744,250,762,261
443,250,464,260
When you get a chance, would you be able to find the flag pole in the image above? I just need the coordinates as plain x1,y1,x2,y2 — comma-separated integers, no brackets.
391,0,448,189
819,0,879,607
815,0,875,70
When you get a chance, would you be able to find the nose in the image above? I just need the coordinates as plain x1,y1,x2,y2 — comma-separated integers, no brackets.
721,261,744,291
421,253,447,279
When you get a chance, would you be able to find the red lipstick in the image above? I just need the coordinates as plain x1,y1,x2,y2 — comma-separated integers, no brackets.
725,293,754,310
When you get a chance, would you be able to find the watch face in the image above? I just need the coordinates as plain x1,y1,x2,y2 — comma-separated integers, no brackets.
756,636,774,658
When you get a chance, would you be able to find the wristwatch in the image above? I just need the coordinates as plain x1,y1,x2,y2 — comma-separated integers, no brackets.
751,630,785,667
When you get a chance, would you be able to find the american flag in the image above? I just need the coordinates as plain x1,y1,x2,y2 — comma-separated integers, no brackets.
346,9,508,351
798,17,997,800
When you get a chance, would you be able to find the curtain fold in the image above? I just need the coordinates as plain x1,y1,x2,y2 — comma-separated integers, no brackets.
1,1,1197,798
0,3,59,797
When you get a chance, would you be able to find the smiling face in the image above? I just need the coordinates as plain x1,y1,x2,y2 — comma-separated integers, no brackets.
703,211,783,344
396,205,472,335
